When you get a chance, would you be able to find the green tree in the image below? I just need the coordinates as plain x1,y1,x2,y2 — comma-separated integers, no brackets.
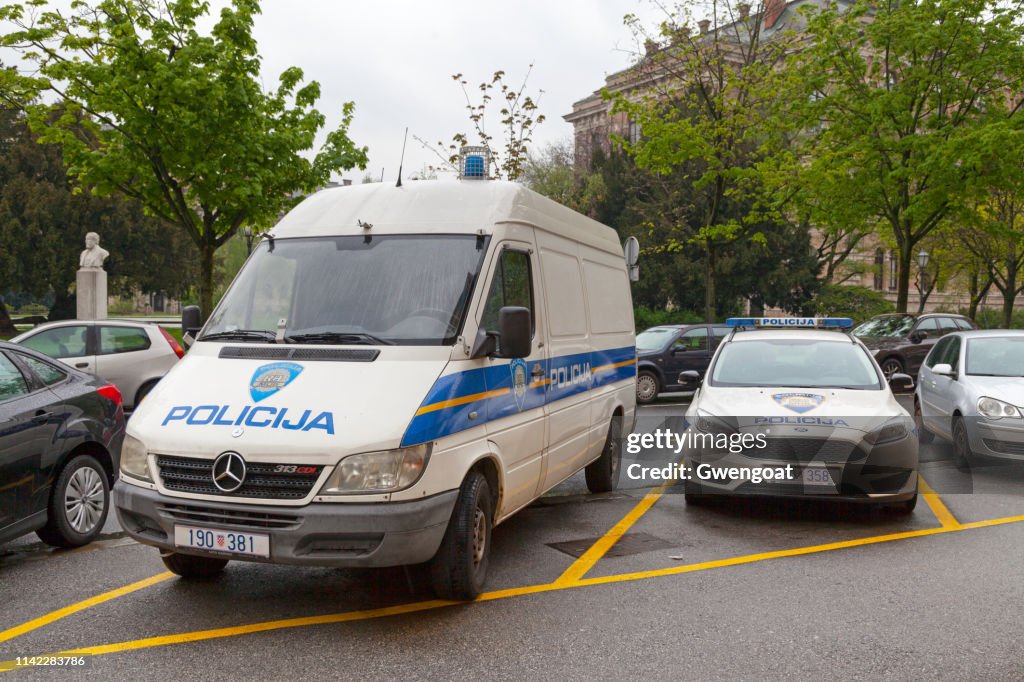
609,3,799,322
784,0,1024,313
0,0,368,319
0,104,200,324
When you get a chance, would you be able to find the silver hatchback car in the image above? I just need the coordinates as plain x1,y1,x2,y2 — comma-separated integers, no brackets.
12,320,183,411
916,330,1024,469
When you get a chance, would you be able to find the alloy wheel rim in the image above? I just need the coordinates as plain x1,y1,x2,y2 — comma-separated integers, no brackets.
65,467,105,534
882,360,901,378
637,376,657,401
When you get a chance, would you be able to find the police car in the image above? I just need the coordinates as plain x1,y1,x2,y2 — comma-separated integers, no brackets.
678,318,919,513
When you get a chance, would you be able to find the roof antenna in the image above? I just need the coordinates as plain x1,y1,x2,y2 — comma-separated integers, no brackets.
396,127,408,188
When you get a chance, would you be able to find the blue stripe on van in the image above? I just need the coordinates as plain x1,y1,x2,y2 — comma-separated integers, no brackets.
400,345,636,446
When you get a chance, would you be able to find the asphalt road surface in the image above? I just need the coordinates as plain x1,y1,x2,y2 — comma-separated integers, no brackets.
2,397,1023,680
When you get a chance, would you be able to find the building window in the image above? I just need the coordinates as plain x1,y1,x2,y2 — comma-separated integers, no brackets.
888,251,897,290
873,249,884,291
628,120,641,145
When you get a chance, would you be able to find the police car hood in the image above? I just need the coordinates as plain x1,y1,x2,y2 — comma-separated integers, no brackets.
126,344,451,464
696,386,907,433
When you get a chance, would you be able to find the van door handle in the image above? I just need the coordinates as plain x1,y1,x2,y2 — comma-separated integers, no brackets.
531,365,546,378
75,362,89,369
32,410,53,424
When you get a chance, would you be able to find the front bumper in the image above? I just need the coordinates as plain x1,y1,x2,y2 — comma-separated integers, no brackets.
967,418,1024,462
115,483,458,567
685,435,918,503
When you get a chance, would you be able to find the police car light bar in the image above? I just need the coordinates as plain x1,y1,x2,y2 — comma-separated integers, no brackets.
725,317,854,329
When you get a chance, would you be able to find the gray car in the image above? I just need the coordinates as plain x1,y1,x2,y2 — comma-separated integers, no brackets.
11,320,183,411
915,330,1024,469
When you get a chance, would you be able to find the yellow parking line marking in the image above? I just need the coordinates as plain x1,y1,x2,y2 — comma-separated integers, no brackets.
554,486,667,585
918,474,960,529
0,572,173,647
4,513,1023,670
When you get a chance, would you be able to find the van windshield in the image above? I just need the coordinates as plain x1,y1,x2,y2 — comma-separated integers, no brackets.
203,235,487,346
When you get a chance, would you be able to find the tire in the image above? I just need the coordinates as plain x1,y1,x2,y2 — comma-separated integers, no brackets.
161,551,229,578
880,357,905,379
430,471,493,600
585,418,622,493
36,455,110,548
952,416,973,472
134,380,159,408
914,400,934,444
636,370,660,404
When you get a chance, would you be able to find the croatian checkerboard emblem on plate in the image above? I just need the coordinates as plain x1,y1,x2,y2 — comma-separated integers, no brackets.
773,392,825,413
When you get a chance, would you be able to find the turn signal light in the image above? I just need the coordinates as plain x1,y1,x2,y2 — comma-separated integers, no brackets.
159,326,185,359
96,384,123,408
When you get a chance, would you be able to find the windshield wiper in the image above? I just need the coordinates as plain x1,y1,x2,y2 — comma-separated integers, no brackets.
285,332,395,346
198,329,277,342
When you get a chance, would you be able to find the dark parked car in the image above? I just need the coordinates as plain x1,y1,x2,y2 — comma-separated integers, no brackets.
852,313,978,378
635,323,731,403
0,341,125,548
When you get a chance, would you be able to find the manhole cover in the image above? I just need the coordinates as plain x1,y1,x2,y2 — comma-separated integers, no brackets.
547,532,678,558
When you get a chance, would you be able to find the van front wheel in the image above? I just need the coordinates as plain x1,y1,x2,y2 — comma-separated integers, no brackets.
430,471,492,600
586,418,622,493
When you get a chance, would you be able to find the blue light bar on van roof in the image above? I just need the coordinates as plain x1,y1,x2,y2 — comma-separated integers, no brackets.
725,317,854,329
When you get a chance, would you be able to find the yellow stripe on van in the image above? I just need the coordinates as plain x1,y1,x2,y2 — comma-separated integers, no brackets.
414,388,512,416
591,358,637,374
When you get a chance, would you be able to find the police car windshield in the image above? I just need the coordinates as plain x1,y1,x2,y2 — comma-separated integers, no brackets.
203,235,486,346
852,316,914,338
710,339,882,389
636,327,676,352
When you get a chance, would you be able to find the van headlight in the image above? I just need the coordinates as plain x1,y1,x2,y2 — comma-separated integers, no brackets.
319,444,432,494
120,434,152,482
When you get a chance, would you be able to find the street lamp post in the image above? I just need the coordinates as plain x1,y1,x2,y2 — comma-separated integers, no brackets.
916,248,931,313
243,226,253,256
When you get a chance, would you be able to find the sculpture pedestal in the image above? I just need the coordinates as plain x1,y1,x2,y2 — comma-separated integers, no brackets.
76,268,108,320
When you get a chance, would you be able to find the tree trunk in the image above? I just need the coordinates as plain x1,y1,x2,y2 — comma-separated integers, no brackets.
1002,268,1017,329
200,243,215,323
967,271,993,320
0,299,18,337
895,247,913,314
49,286,76,321
704,240,716,323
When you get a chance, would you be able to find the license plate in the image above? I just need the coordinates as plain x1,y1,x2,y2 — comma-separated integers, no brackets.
173,525,270,558
802,466,835,487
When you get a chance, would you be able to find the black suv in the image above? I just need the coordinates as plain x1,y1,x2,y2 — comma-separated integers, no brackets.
635,323,731,403
852,313,978,378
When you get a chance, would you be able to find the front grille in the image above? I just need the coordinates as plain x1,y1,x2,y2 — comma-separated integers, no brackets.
746,438,863,462
158,502,301,529
156,455,324,500
983,438,1024,455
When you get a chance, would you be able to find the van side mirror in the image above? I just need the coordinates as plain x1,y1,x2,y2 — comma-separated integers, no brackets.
497,306,531,358
181,305,202,347
469,306,532,359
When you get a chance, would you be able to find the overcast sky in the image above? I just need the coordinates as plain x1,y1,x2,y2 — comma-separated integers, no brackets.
247,0,662,183
2,1,667,182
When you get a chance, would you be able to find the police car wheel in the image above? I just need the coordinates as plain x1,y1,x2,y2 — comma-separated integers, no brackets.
585,419,622,493
36,455,110,548
430,471,492,600
952,416,973,472
636,371,659,404
161,552,229,579
914,400,934,444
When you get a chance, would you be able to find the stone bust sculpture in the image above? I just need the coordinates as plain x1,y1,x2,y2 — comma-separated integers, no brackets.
79,232,110,269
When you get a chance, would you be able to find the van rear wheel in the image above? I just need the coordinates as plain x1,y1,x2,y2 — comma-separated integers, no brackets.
586,418,622,493
430,471,492,600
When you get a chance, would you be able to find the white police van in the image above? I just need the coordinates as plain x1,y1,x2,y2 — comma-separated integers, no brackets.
114,171,637,599
678,317,919,513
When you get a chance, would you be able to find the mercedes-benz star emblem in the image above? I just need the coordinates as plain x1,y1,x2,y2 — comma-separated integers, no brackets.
212,451,247,493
